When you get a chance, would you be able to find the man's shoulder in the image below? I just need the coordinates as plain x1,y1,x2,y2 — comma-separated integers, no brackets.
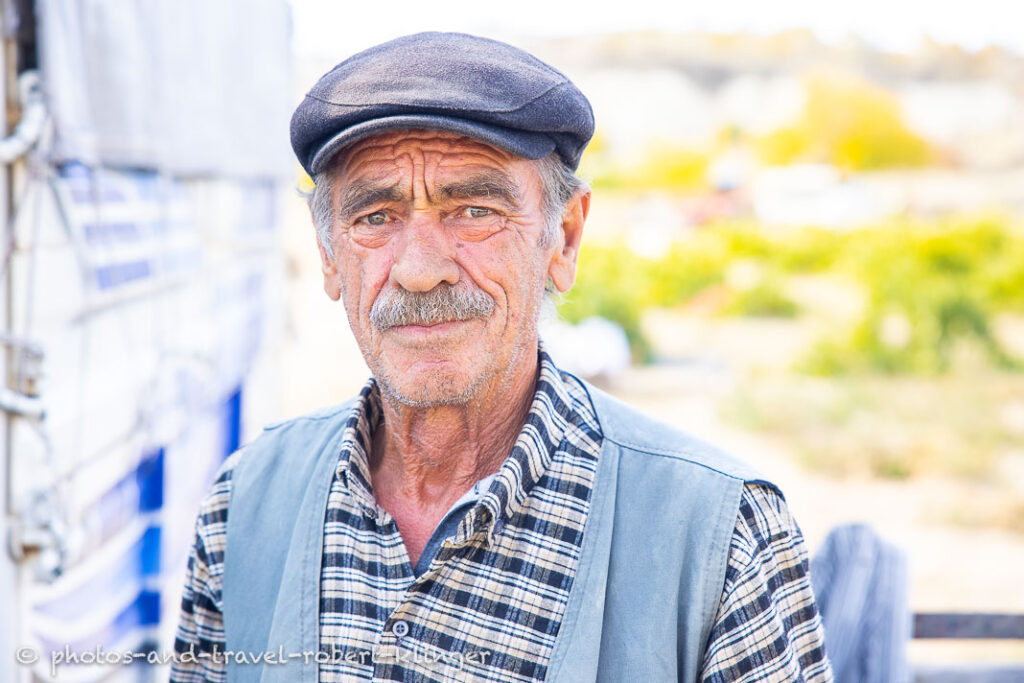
260,397,360,433
192,398,360,521
578,378,769,485
230,397,360,481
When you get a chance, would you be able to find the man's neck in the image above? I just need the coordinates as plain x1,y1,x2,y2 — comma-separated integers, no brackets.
367,350,538,558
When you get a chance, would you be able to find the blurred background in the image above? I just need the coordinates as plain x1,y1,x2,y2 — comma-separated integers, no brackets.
0,0,1021,681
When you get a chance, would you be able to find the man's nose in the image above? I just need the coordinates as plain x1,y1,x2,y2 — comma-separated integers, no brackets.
389,213,460,292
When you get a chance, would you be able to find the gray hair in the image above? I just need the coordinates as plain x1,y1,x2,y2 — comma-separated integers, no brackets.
305,152,586,258
534,152,588,247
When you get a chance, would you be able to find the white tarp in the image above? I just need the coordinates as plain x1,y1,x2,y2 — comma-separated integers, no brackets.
7,165,284,678
37,0,293,178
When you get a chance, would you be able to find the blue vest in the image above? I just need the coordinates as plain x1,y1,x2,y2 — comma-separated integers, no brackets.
223,382,769,682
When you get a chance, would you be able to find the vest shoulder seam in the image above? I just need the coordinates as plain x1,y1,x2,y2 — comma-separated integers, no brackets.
577,377,769,483
603,434,750,481
261,398,358,431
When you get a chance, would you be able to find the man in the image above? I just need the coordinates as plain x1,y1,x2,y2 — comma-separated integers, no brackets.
172,32,831,682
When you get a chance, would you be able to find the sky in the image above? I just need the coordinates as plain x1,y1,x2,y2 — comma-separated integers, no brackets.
292,0,1024,58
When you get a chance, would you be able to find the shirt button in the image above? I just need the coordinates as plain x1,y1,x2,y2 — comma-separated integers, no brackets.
392,620,410,638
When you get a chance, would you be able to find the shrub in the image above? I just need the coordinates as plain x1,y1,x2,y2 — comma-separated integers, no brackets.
560,215,1024,374
801,216,1023,374
756,72,933,171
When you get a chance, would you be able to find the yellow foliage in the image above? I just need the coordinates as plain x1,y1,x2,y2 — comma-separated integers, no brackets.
633,145,709,190
757,73,933,170
586,141,710,192
756,127,809,166
297,169,315,193
584,129,610,156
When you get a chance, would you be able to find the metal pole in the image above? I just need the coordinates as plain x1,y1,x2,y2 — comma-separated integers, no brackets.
0,0,20,678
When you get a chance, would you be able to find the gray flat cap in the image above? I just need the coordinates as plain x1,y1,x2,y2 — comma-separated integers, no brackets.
290,32,595,176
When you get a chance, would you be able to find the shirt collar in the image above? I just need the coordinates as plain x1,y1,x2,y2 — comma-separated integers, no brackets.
472,347,576,544
334,381,383,519
335,344,582,539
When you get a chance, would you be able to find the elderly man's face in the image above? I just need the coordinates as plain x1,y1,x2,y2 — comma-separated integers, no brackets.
317,130,581,406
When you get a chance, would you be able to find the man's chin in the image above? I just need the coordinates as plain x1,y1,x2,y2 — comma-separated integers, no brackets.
367,334,489,405
376,371,485,408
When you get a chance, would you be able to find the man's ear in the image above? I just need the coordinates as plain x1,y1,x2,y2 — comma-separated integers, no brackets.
547,188,590,293
307,188,343,301
318,239,342,301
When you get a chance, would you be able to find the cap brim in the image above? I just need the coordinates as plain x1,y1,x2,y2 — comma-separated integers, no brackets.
308,114,557,174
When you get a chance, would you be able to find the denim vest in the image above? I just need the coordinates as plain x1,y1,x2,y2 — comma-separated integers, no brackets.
222,381,768,682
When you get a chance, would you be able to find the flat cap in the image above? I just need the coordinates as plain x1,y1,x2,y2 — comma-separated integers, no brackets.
290,32,595,176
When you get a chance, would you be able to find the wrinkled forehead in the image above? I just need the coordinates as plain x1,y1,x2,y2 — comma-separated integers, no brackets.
324,129,545,206
330,129,522,178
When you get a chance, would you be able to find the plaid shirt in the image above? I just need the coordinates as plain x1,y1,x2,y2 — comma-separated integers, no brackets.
172,353,830,682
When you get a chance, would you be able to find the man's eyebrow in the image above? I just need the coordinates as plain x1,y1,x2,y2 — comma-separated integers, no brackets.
337,180,405,220
435,171,521,208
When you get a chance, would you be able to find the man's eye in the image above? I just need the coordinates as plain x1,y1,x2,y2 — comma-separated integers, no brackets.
464,207,492,219
363,211,388,226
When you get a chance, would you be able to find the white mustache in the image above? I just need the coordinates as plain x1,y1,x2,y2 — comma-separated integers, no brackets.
369,283,495,330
